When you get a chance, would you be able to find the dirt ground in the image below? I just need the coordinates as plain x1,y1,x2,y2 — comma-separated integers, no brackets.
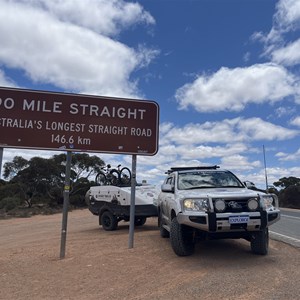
1,209,300,300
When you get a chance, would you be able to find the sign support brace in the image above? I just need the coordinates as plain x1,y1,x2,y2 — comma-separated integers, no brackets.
0,148,3,179
128,154,137,248
60,151,72,259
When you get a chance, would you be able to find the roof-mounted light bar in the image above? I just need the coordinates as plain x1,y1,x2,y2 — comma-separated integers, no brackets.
166,165,220,174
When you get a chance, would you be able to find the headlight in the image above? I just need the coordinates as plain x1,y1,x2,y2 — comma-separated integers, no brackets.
183,198,209,212
261,195,274,209
214,199,226,212
247,198,259,211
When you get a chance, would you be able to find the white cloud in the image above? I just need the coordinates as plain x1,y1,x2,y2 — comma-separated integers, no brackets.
236,117,299,140
162,118,298,145
237,166,299,189
275,148,300,161
40,0,154,36
275,106,296,117
271,38,300,66
221,154,261,171
274,0,300,32
290,116,300,127
176,143,248,160
175,63,297,112
266,166,300,184
261,0,300,44
0,0,158,98
0,70,16,87
253,0,300,66
16,0,155,37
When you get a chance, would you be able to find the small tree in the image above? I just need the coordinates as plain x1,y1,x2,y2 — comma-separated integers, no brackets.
273,177,300,189
273,176,300,208
3,156,28,180
278,185,300,209
2,153,105,207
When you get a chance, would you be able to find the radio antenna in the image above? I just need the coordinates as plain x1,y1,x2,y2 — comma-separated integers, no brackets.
263,145,269,191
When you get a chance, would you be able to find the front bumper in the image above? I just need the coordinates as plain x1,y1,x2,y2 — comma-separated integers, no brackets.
177,209,280,232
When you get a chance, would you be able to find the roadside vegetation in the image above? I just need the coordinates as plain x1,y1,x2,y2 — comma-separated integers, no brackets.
273,177,300,209
0,153,104,218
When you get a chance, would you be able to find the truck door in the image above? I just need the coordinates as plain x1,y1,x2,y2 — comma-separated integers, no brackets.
161,176,175,222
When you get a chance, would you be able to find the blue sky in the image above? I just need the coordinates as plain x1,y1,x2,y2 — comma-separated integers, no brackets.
0,0,300,188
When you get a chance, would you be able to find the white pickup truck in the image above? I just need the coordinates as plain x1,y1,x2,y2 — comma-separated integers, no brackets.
86,184,159,231
158,166,280,256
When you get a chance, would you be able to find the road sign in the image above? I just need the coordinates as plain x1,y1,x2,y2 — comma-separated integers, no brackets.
0,87,159,155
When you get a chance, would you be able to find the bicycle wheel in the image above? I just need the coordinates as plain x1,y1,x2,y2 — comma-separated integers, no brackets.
95,171,107,186
120,167,131,185
108,169,120,186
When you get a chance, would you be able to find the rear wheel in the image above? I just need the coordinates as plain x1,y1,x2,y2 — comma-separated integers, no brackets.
251,228,269,255
135,217,147,226
120,167,131,185
170,217,195,256
100,211,118,231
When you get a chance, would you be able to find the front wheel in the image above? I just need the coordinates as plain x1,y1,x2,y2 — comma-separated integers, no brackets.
250,228,269,255
159,210,170,238
170,217,195,256
100,211,118,231
95,171,106,186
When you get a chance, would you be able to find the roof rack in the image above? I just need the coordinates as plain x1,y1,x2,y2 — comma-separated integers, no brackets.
166,165,220,174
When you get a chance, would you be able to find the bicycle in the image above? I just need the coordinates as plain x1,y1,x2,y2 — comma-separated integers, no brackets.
95,164,119,186
95,164,132,186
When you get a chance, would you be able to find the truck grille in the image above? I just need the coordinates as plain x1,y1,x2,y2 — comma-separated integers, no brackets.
212,197,259,213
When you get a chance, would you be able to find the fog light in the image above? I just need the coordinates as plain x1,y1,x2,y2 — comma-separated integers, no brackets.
247,198,258,211
215,199,226,212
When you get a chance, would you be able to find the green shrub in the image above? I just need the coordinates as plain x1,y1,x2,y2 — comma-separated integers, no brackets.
0,197,22,212
279,185,300,209
0,183,21,200
70,194,86,207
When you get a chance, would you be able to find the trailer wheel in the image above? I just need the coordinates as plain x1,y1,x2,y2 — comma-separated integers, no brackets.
135,217,147,226
100,211,118,231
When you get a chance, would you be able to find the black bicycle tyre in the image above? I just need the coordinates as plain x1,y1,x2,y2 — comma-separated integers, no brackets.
108,169,120,186
120,167,131,185
95,171,107,186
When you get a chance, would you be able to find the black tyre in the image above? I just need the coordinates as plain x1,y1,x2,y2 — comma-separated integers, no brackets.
108,170,119,186
170,217,195,256
120,167,131,185
251,228,269,255
135,217,147,226
159,210,170,238
100,211,118,231
95,171,107,186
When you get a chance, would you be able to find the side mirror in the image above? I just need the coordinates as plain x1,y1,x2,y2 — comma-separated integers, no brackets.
161,183,174,193
243,181,256,189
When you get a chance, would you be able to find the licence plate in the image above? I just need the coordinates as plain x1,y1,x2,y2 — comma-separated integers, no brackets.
229,216,249,224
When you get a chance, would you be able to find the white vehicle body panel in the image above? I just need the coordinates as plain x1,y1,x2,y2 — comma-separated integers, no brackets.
89,185,160,206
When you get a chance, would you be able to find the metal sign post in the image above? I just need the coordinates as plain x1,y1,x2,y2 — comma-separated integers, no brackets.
128,154,137,248
0,148,3,179
60,151,72,259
